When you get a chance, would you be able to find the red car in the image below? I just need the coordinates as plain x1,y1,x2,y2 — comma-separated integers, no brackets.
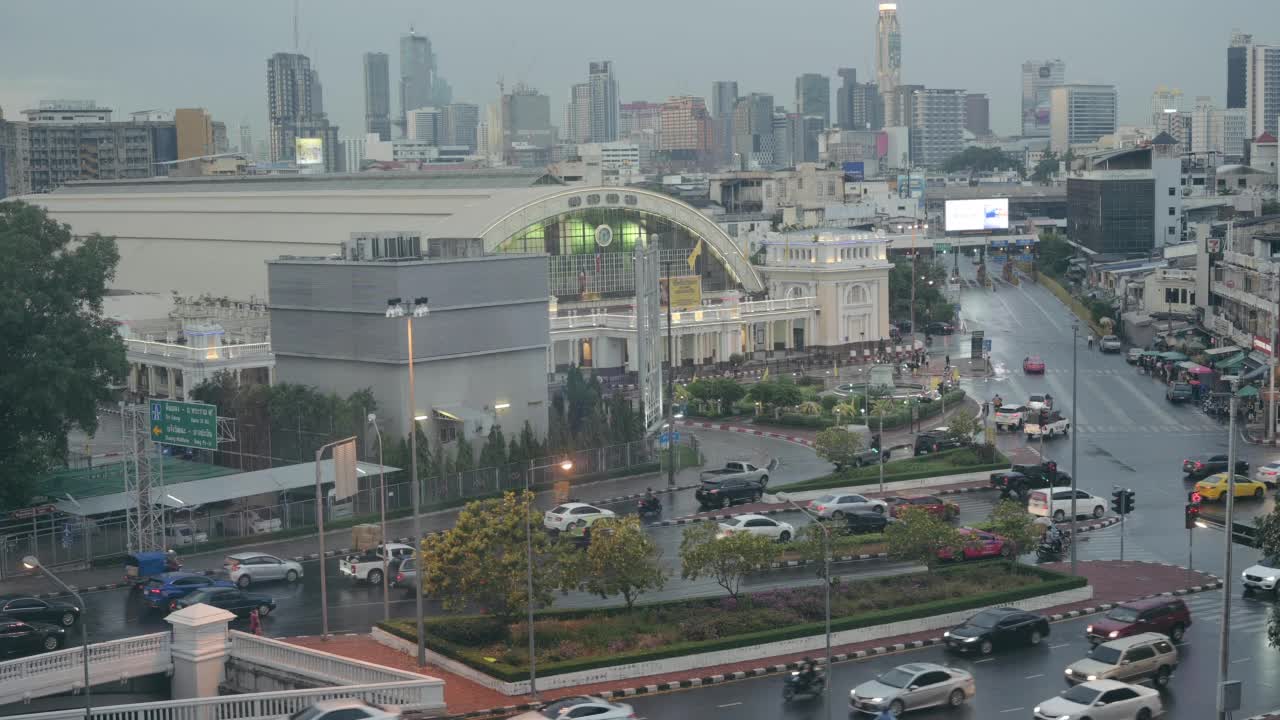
888,495,959,520
938,528,1011,562
1085,596,1192,645
1023,355,1046,373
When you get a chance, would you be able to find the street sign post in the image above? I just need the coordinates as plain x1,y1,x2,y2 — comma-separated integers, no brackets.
149,399,218,450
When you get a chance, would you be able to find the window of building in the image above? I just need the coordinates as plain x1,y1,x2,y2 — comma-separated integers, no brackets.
1168,227,1176,235
1169,187,1176,196
1168,207,1176,215
1239,178,1248,188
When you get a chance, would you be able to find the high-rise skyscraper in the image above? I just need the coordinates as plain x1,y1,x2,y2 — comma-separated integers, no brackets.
175,108,213,159
964,93,990,136
501,84,554,151
239,122,253,157
267,52,313,162
564,83,591,143
444,103,479,150
1191,96,1248,161
619,101,662,137
836,68,858,130
712,81,738,165
1049,84,1117,152
1151,87,1189,148
399,28,434,135
876,3,902,126
363,52,391,141
852,82,884,131
588,61,619,142
1021,59,1065,137
1247,44,1280,138
1228,30,1252,110
658,96,711,155
406,107,443,144
795,73,831,128
732,93,774,169
309,69,324,117
911,89,965,168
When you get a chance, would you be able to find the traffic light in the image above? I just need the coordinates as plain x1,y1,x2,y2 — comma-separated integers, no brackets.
1111,488,1124,515
1122,489,1136,514
1184,503,1200,529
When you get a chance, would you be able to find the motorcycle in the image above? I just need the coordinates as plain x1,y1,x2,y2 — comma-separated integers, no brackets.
1035,531,1072,562
637,496,662,518
782,671,825,701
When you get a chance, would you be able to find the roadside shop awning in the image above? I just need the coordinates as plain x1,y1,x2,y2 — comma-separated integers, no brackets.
1213,353,1246,370
1141,350,1163,357
1158,351,1189,361
1204,345,1242,357
1177,361,1213,374
1238,385,1260,398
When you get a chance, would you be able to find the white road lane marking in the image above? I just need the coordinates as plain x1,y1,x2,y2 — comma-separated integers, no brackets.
974,657,995,663
1049,643,1070,649
1024,673,1044,679
717,703,743,708
1233,656,1251,664
999,707,1025,713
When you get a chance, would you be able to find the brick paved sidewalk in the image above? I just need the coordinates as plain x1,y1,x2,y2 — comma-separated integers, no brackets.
289,560,1220,718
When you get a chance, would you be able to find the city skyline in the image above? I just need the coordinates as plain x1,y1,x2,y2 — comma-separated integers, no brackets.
2,0,1278,143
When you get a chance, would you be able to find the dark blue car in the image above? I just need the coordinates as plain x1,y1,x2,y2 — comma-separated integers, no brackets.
142,572,234,611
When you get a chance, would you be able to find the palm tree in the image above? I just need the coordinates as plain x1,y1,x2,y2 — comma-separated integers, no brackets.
795,400,823,416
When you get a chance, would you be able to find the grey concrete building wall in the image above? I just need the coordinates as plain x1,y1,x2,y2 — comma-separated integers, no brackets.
268,253,550,442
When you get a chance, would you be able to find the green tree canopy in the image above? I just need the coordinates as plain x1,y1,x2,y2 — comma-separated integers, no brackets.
890,258,953,326
0,202,127,508
885,506,964,571
943,147,1024,176
986,499,1041,570
1036,230,1073,278
813,427,864,469
571,515,666,609
1031,152,1059,184
679,521,779,598
420,491,576,621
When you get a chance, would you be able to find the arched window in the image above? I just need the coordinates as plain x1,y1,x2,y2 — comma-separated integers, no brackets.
787,285,805,299
846,284,869,304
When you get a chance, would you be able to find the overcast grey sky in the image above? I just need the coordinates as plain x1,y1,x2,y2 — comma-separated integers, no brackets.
2,0,1276,141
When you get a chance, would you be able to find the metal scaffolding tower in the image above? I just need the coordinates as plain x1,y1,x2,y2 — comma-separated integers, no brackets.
122,404,162,554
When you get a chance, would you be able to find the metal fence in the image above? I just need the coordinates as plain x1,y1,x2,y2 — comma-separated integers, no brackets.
0,436,697,577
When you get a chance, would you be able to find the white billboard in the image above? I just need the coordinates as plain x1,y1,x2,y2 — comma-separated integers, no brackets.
945,198,1009,232
295,137,324,166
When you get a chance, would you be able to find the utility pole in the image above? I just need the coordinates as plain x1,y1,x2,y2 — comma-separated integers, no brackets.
665,259,675,487
1069,321,1079,575
1218,378,1240,720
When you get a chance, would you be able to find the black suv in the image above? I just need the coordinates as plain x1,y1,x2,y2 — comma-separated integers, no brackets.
914,431,965,456
695,478,764,509
1182,454,1249,480
989,462,1072,499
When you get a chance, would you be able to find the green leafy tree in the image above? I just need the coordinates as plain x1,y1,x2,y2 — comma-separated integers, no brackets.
944,412,981,446
870,397,899,431
710,378,746,413
942,147,1023,175
1037,230,1073,278
885,506,964,571
814,427,864,470
479,424,508,469
453,435,476,473
685,379,717,415
985,499,1041,570
420,491,577,621
0,202,127,508
679,521,779,598
1030,152,1059,184
571,516,666,609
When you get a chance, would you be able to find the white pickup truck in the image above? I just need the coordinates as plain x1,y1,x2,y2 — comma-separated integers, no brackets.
1025,411,1071,439
698,460,772,486
339,543,416,585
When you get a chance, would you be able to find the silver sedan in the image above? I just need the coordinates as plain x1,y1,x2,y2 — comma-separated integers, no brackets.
849,662,975,716
808,492,887,520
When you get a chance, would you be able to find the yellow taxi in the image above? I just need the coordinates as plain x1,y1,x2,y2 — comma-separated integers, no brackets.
1194,472,1268,501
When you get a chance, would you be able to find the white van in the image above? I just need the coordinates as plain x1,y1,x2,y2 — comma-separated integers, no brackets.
165,523,208,546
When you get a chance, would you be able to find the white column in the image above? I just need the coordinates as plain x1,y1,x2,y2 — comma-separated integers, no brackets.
147,366,157,395
167,603,236,702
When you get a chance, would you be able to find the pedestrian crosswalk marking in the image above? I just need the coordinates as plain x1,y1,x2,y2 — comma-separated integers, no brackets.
1070,423,1226,435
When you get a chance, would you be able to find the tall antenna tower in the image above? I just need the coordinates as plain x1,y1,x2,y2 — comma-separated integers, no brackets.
292,0,300,52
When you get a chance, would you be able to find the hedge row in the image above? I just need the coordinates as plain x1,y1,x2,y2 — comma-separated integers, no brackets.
779,447,1009,493
376,562,1085,682
752,389,968,432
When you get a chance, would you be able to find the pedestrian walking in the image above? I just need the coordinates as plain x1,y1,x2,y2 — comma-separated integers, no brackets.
249,608,262,635
945,354,950,367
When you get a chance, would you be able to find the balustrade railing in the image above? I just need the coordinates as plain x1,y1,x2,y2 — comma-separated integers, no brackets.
0,632,170,691
228,631,425,687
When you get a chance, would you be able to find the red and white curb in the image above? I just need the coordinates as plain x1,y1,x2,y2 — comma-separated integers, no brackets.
676,420,814,448
440,565,1224,719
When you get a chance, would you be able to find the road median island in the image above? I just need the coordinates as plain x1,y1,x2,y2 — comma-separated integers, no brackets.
776,447,1009,494
374,561,1088,694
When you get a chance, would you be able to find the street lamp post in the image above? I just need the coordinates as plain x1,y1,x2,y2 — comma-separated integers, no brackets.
782,500,831,714
1218,378,1241,720
367,413,390,622
387,296,430,667
524,458,573,701
313,435,357,640
23,556,90,720
1069,322,1079,575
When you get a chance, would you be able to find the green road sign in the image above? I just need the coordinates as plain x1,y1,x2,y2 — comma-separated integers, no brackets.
149,399,218,450
934,242,953,253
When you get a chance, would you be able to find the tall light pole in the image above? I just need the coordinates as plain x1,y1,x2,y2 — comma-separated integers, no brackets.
782,500,831,714
525,457,573,700
23,556,89,720
1069,321,1079,575
313,435,357,640
664,256,676,488
367,413,390,622
1218,377,1241,720
387,297,429,666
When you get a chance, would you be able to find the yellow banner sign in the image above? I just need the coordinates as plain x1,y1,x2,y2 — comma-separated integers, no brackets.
662,275,702,311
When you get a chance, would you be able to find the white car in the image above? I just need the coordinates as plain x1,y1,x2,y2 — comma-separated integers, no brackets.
542,502,615,533
808,493,888,519
289,699,400,720
1028,393,1053,412
1242,553,1280,593
1027,487,1107,522
993,403,1028,430
716,514,794,541
1025,411,1071,439
1256,461,1280,487
223,552,304,588
1033,679,1162,720
508,695,635,720
339,543,415,585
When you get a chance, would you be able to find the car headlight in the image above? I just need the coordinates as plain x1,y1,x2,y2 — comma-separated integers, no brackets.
1268,576,1278,582
1086,624,1093,633
943,631,951,637
1064,668,1073,675
1108,630,1119,638
963,636,979,642
869,697,884,704
1086,674,1097,681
